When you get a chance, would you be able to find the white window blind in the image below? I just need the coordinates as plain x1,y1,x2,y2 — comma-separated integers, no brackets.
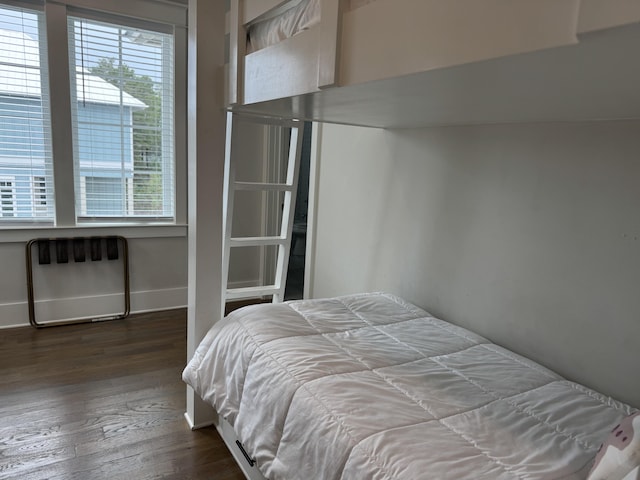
0,4,54,223
68,15,175,220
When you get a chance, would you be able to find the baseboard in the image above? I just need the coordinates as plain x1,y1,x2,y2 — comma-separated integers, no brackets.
0,287,187,329
183,411,215,431
129,287,188,314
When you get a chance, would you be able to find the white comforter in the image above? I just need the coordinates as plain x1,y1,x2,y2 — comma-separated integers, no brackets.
246,0,378,52
247,0,320,53
183,293,634,480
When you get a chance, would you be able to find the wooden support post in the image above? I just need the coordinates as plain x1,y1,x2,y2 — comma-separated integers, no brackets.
185,0,227,429
228,0,246,105
318,0,345,89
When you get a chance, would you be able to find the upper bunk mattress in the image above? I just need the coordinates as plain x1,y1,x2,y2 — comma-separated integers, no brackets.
246,0,378,52
247,0,320,52
183,292,636,480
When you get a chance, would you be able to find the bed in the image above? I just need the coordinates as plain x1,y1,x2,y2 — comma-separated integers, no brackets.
182,292,638,480
224,0,640,128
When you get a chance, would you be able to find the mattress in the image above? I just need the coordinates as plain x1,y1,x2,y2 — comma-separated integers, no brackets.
247,0,320,53
182,292,635,480
246,0,378,52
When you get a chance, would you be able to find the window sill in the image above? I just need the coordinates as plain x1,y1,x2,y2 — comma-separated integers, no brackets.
0,223,188,244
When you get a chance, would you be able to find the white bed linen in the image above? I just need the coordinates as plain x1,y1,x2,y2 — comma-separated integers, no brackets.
247,0,320,53
246,0,378,52
183,292,635,480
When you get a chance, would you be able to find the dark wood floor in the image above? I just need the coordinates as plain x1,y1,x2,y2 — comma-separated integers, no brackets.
0,309,246,480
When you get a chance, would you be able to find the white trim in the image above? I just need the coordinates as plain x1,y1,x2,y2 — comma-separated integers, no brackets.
185,386,217,434
0,1,185,31
0,0,40,8
0,286,187,328
186,0,226,429
0,223,187,243
46,1,77,227
303,122,321,299
51,0,187,28
173,25,187,225
129,286,187,313
261,123,284,287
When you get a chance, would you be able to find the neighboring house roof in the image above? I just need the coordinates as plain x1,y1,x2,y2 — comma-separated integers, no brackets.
0,29,146,109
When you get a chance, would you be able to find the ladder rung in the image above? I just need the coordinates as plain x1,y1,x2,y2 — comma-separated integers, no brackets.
230,236,286,247
226,285,281,300
234,181,295,192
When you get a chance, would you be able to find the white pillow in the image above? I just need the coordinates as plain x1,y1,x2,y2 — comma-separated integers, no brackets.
588,412,640,480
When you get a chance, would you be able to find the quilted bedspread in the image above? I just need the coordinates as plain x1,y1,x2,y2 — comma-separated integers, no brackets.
182,293,634,480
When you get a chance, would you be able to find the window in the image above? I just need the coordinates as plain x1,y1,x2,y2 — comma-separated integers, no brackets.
69,16,175,220
0,1,180,227
83,176,123,216
0,178,16,217
31,175,49,216
0,5,54,223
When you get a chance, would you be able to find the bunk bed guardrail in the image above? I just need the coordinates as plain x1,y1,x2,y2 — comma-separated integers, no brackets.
228,0,343,106
226,0,640,127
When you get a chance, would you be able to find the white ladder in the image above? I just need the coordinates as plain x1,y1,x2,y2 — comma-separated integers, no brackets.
222,112,304,305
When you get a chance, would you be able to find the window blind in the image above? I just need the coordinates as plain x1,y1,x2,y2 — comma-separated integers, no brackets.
0,4,55,222
68,15,175,220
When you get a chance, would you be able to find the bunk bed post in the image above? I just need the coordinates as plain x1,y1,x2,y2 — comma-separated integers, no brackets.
228,0,246,105
318,0,345,88
185,0,227,430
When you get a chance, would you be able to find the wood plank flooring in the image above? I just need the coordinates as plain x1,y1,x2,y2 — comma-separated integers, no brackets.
0,309,245,480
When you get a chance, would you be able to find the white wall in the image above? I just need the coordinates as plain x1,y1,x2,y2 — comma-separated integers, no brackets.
0,233,188,328
311,120,640,408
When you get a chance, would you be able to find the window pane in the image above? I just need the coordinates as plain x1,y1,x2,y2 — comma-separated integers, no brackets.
68,16,175,220
84,176,123,216
0,5,55,222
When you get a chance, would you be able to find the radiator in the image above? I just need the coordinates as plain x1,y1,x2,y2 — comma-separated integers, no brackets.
25,236,130,328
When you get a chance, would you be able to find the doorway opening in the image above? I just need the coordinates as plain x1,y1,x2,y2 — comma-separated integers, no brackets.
284,122,311,300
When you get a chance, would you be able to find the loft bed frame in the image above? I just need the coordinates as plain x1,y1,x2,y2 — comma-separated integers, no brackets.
188,2,640,479
226,0,640,128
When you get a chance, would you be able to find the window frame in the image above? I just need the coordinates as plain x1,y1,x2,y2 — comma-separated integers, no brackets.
0,0,187,235
0,2,56,225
